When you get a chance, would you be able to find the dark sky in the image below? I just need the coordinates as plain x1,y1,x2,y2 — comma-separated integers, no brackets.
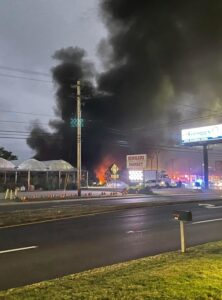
2,0,222,169
0,0,106,161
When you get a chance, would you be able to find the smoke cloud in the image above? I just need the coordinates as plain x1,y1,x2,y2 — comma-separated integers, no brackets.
28,0,222,172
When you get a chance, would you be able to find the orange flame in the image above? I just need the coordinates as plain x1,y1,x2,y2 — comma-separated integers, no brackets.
94,156,115,185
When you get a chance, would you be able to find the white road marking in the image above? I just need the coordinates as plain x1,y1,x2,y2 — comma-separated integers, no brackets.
198,203,215,207
0,246,38,254
198,203,222,209
192,218,222,225
208,206,222,209
127,229,148,234
170,193,201,196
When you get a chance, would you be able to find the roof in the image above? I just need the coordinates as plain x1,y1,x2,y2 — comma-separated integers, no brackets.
18,159,46,171
43,160,76,171
0,158,15,169
1,158,76,172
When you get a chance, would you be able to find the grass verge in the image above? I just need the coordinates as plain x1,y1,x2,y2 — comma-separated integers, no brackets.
0,241,222,299
0,202,156,227
0,205,122,227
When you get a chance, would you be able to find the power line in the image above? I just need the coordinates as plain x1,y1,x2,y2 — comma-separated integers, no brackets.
0,73,52,83
0,109,54,118
0,130,31,134
0,120,49,126
132,112,222,137
0,129,222,156
0,135,63,140
178,103,220,114
0,65,51,77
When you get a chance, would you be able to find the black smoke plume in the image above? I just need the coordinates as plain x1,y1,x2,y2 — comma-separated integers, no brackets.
27,46,126,170
28,0,222,170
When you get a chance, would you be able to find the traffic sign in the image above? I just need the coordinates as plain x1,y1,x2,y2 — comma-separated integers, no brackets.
110,164,119,175
111,174,119,179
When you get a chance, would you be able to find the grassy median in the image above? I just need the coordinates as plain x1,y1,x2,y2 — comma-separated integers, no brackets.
0,203,152,227
0,201,167,228
0,241,222,299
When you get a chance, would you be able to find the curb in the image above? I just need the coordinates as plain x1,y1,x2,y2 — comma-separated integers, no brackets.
0,194,152,206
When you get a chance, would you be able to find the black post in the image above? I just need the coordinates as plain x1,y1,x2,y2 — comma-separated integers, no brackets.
203,144,209,190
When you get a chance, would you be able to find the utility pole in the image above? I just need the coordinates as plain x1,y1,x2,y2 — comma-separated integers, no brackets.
155,150,161,171
171,159,175,177
77,80,82,197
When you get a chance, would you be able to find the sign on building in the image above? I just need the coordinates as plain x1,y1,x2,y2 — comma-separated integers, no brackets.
182,124,222,145
126,154,147,170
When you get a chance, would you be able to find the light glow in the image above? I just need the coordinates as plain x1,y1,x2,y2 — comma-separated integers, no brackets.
129,170,143,181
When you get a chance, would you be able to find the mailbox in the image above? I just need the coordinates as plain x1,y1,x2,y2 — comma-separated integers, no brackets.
172,210,192,222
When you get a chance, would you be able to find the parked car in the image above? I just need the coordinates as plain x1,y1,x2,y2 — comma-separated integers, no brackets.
145,180,167,188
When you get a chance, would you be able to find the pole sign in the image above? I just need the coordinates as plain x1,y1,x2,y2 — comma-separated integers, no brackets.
110,164,119,179
182,124,222,145
126,154,147,170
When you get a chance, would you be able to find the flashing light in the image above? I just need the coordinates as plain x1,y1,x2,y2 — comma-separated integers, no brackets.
129,170,143,182
196,178,203,184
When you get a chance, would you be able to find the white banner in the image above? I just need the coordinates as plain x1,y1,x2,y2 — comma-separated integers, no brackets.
126,154,147,170
182,124,222,144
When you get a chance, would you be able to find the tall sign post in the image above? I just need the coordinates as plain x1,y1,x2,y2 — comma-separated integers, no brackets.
110,163,119,189
203,145,209,190
182,124,222,190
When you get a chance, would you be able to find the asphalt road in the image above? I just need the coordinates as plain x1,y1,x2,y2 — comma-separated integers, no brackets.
0,199,222,290
1,189,222,212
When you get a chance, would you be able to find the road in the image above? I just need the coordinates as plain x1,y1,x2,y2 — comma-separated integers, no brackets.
1,189,222,212
0,199,222,290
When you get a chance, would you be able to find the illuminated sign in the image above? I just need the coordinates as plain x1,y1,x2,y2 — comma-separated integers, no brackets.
126,154,147,170
182,124,222,144
129,170,143,182
70,118,84,128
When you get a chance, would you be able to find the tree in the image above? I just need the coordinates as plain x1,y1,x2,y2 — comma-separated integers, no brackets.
0,147,17,160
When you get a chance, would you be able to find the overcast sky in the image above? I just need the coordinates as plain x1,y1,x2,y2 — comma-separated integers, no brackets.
0,0,106,161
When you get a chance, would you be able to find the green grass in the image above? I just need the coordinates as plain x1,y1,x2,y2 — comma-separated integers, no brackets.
1,241,222,299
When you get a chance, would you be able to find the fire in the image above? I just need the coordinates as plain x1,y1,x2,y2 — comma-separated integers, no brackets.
94,156,115,185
